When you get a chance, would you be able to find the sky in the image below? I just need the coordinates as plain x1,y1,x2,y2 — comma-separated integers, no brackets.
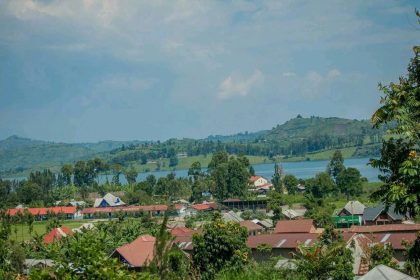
0,0,419,143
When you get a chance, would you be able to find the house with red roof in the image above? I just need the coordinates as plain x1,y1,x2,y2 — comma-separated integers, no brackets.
81,204,183,219
247,232,319,260
111,235,156,270
274,219,317,234
349,223,420,234
170,227,193,237
8,207,78,220
240,221,263,236
188,202,218,215
344,231,418,276
249,176,273,193
249,176,268,187
43,226,74,244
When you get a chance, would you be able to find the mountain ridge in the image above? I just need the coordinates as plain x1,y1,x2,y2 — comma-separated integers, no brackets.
0,116,387,176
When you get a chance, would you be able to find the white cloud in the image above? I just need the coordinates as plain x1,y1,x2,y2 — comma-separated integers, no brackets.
218,70,264,100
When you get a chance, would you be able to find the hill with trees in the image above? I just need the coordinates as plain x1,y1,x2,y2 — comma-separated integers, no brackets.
0,116,390,176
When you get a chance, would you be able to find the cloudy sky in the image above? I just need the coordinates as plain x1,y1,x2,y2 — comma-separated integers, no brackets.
0,0,419,142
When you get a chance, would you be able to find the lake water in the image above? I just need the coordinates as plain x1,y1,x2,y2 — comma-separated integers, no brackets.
97,157,380,185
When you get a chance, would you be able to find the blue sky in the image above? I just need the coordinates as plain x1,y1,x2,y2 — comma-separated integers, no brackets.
0,1,419,142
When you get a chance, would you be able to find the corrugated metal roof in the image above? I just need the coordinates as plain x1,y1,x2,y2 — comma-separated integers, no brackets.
112,235,156,268
43,226,74,244
363,204,405,222
8,207,77,216
274,219,315,233
350,224,420,233
359,264,416,280
240,220,263,231
343,201,366,215
247,233,318,249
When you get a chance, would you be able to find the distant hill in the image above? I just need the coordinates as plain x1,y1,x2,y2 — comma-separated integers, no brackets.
0,116,389,176
206,130,267,142
0,136,144,175
264,116,373,139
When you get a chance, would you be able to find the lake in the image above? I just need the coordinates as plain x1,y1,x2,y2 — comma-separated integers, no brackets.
97,157,380,185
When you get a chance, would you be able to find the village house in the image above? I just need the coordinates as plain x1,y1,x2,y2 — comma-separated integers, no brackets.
240,220,263,236
188,202,218,215
222,211,244,223
23,259,55,275
249,176,273,193
281,205,307,220
251,219,274,230
358,265,416,280
349,223,420,234
338,201,366,217
249,176,269,187
7,206,79,220
334,201,366,228
93,193,126,208
111,235,156,270
43,226,74,244
344,230,418,275
81,204,183,219
362,204,407,225
222,199,267,211
274,219,318,234
67,199,86,208
247,232,318,260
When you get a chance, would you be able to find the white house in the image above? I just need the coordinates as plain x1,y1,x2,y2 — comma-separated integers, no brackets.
249,176,269,187
93,193,126,208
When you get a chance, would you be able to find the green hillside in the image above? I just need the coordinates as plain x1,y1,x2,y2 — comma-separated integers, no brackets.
0,116,390,176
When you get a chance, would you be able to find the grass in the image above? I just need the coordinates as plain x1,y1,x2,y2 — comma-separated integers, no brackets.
130,154,274,173
273,147,357,163
127,147,362,174
10,220,86,242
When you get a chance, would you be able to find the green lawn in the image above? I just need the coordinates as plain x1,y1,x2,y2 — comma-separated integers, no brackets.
10,220,86,242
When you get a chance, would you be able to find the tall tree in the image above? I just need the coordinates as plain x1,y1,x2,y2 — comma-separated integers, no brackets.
271,163,283,193
193,213,249,280
306,172,336,198
370,18,420,217
327,150,345,182
208,150,228,171
124,167,138,185
283,174,298,195
61,164,73,185
336,168,363,199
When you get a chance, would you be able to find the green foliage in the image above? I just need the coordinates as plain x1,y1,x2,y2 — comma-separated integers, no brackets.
365,243,397,270
336,167,363,199
370,29,420,217
304,197,334,228
192,213,249,280
403,232,420,278
305,172,337,198
271,163,283,192
283,174,298,194
293,238,353,280
267,191,285,223
124,167,138,185
154,173,192,200
209,153,250,201
0,213,25,279
216,260,303,280
327,150,345,181
240,210,267,220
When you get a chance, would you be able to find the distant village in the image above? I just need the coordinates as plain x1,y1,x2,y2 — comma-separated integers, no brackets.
7,174,418,279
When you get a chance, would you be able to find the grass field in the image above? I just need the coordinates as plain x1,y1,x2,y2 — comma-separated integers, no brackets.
127,147,361,174
10,220,86,242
